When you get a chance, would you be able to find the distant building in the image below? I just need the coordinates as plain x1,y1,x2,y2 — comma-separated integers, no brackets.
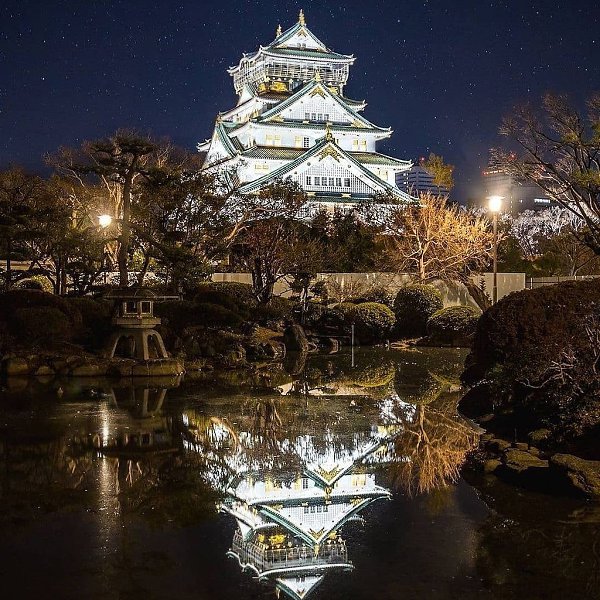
395,158,450,198
482,164,553,214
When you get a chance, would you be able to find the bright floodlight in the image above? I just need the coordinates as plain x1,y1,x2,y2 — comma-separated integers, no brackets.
98,214,113,228
488,195,503,213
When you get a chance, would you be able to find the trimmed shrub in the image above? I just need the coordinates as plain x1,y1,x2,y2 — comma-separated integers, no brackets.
349,286,394,308
254,296,293,323
14,275,53,293
155,300,200,334
194,282,257,307
0,290,81,325
195,302,244,328
193,289,250,319
466,279,600,384
353,302,395,343
426,306,480,346
461,280,600,457
67,297,112,348
155,300,243,334
393,284,443,337
12,307,71,344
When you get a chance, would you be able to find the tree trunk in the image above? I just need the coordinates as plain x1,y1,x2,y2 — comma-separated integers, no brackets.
118,168,135,287
137,252,150,287
464,279,492,311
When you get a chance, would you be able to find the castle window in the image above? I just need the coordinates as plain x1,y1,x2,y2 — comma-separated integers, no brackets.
314,176,320,185
324,113,330,121
328,177,335,186
303,137,310,148
336,177,342,187
266,134,274,146
344,178,351,187
318,113,323,121
274,135,281,147
305,112,310,120
352,139,359,150
303,506,309,514
302,477,309,489
360,140,367,151
295,136,302,148
306,176,312,185
311,113,316,120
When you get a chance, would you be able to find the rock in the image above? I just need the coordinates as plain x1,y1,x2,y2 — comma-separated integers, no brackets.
3,357,30,376
486,438,511,454
35,365,55,377
131,360,185,377
550,454,600,499
223,346,247,368
259,341,286,360
528,428,552,446
284,324,309,352
483,459,502,474
512,442,529,451
502,448,548,474
71,363,106,377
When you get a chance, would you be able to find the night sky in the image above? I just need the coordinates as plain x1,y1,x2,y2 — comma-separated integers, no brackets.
1,0,599,199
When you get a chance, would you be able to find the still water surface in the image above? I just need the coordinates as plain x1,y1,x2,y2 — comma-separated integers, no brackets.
0,348,598,599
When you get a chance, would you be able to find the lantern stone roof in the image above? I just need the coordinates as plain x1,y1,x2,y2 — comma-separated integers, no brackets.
103,287,178,301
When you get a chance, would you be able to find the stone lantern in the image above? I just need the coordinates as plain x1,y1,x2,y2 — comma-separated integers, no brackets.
104,288,174,361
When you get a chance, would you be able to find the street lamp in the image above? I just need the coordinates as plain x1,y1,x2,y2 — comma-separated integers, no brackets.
98,214,113,228
488,195,503,304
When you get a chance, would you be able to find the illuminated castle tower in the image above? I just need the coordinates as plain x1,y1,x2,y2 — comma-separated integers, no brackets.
198,10,413,212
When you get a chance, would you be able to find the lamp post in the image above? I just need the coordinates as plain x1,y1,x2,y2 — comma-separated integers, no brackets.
488,196,503,305
98,214,113,285
98,214,113,228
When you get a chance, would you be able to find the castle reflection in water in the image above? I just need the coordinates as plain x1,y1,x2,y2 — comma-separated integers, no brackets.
1,349,477,600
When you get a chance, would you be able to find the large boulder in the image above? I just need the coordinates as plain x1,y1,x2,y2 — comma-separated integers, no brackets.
284,324,309,352
550,454,600,499
502,448,548,475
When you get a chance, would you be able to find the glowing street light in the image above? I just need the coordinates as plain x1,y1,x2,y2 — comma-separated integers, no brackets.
487,196,503,305
98,214,113,228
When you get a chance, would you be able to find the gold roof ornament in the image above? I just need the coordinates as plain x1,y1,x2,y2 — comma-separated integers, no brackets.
299,9,306,26
325,122,334,142
276,24,282,36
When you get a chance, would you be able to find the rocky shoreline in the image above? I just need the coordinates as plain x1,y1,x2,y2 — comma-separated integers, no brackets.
466,432,600,500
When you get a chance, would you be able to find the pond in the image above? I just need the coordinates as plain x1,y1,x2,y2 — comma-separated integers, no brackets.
0,347,598,599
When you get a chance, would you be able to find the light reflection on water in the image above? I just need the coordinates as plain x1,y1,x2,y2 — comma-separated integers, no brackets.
0,348,598,599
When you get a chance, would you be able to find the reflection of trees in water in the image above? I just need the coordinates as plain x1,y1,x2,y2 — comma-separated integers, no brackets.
0,437,96,518
385,377,479,496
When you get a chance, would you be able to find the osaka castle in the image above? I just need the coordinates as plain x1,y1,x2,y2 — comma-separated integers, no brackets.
197,10,414,212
